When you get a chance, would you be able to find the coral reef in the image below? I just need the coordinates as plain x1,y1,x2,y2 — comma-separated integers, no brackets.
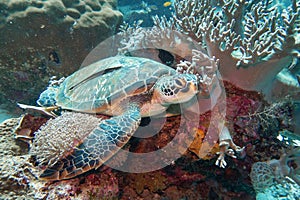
256,181,300,200
0,118,41,199
36,170,119,200
124,171,167,195
0,117,121,200
0,0,123,111
0,154,41,200
0,117,28,156
118,26,223,115
267,147,300,185
1,84,296,199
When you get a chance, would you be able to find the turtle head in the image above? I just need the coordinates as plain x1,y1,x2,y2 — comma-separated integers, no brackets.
37,86,58,107
154,74,198,105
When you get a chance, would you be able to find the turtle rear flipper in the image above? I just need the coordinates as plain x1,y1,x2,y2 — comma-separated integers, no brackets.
39,105,141,180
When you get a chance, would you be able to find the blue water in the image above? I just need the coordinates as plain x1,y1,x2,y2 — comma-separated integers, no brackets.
0,108,14,123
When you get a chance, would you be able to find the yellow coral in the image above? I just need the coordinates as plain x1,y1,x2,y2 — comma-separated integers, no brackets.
189,128,219,160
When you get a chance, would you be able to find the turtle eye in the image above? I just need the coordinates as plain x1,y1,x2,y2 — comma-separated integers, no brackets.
161,86,174,96
174,78,186,88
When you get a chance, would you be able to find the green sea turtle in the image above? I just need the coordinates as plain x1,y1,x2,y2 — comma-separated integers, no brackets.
22,56,199,180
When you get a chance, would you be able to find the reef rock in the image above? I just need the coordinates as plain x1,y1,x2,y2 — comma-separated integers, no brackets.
0,0,123,111
0,117,28,156
0,118,40,199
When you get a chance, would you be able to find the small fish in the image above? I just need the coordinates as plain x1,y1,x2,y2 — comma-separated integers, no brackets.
163,1,172,7
136,19,143,26
296,75,300,86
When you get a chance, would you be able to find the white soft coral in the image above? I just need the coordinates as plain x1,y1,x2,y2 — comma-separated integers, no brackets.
215,126,245,168
267,147,300,185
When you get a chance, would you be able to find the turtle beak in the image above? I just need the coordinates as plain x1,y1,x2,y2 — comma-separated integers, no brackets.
190,76,199,94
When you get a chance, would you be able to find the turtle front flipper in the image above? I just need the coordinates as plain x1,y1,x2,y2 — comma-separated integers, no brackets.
39,105,141,180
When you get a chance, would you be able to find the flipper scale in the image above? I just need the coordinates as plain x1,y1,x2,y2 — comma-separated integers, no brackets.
39,105,141,180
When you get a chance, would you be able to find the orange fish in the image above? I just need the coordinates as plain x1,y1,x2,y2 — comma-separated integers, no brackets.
163,1,172,7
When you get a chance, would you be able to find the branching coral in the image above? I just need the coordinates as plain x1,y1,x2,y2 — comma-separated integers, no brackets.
238,97,293,134
118,25,222,112
174,0,299,64
120,0,299,100
118,15,248,167
118,22,223,111
118,17,203,61
173,0,300,97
